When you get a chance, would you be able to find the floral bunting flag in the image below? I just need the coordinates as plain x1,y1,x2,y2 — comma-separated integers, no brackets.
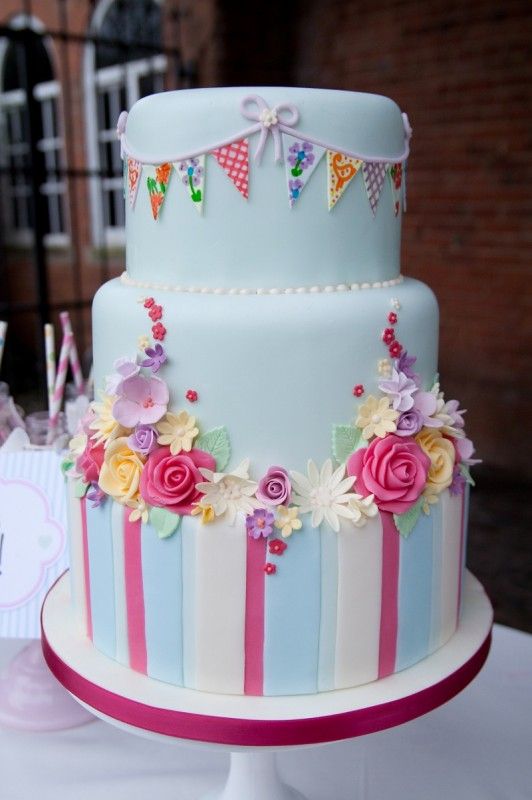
362,162,387,216
327,151,362,210
388,162,403,217
173,156,205,214
128,158,142,209
146,163,172,220
283,134,325,208
211,139,249,199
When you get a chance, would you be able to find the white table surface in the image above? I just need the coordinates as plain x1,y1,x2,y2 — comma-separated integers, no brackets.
1,624,531,800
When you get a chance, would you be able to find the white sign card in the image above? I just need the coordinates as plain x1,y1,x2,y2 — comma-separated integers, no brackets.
0,450,69,638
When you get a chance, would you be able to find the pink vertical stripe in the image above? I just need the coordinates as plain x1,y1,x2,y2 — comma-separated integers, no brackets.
378,511,400,678
123,512,147,674
456,490,466,627
80,497,93,641
244,536,267,695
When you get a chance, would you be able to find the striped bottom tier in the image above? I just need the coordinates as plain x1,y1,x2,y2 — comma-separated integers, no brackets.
66,482,468,696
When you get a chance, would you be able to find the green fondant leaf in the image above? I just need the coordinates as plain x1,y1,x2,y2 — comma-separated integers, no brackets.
332,424,364,464
459,463,475,487
73,480,89,498
394,499,424,539
149,506,182,539
196,426,231,471
60,458,74,477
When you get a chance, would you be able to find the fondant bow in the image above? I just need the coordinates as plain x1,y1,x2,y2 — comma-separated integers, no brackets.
240,95,299,164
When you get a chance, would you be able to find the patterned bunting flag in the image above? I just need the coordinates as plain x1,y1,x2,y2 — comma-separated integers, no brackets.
282,134,325,208
388,162,403,217
363,162,387,216
211,139,249,199
327,151,362,210
173,156,205,214
146,163,172,220
127,158,142,209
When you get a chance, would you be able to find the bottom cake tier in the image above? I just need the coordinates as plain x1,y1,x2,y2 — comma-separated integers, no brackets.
66,481,467,696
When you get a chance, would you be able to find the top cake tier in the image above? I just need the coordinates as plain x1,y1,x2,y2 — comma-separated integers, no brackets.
122,86,409,289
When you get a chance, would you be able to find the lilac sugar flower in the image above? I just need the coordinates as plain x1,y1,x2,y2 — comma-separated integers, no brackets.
141,343,167,373
412,391,444,428
246,508,275,540
395,351,420,385
105,356,140,395
128,424,159,456
455,437,481,467
395,408,424,437
449,465,467,496
378,368,418,412
113,374,169,427
442,398,467,430
87,482,106,508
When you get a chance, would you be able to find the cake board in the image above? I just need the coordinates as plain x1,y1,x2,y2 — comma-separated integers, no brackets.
41,571,492,800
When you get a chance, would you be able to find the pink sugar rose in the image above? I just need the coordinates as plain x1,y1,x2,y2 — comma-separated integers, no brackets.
140,446,216,515
347,434,430,515
256,466,292,506
76,440,105,484
112,374,169,427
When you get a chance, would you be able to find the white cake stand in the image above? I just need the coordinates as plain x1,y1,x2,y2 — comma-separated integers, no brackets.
41,572,492,800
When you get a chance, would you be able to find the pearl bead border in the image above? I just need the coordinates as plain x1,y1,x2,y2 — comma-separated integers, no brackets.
120,271,404,296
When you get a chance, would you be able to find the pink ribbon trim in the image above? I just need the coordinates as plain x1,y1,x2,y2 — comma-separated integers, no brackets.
378,511,400,678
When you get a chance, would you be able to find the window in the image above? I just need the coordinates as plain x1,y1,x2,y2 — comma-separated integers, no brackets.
0,26,67,246
85,0,166,246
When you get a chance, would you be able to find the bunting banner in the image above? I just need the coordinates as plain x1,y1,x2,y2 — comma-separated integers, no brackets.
146,163,172,220
327,151,363,211
127,158,142,209
173,156,205,214
388,162,403,217
211,139,249,200
363,162,387,216
283,134,325,208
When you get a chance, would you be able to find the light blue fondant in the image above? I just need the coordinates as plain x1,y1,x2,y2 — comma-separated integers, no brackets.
111,501,129,664
429,501,443,652
396,509,434,672
180,517,196,688
86,500,116,658
460,486,470,618
317,527,338,692
141,520,184,685
263,523,321,695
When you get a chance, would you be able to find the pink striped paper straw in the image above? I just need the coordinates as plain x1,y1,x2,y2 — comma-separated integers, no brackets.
60,311,84,394
44,323,56,417
50,332,72,425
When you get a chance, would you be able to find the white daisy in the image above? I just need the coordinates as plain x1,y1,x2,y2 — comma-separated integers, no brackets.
195,459,259,524
290,459,359,532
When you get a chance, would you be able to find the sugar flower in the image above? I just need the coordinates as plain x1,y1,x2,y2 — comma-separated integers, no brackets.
98,436,146,505
138,334,150,351
113,374,169,427
455,437,481,467
449,465,467,496
378,368,418,412
436,398,467,438
195,459,259,524
395,351,420,385
127,497,149,524
256,466,291,506
395,407,424,437
128,424,159,456
156,410,199,454
290,459,359,532
105,356,140,395
191,502,215,524
246,508,275,539
86,482,106,508
140,343,167,373
377,358,392,377
348,493,379,527
415,428,455,496
89,393,126,447
274,505,303,538
412,391,444,428
69,431,87,458
355,395,399,440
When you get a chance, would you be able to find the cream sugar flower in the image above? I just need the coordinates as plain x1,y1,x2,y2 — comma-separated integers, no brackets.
195,459,260,525
348,493,379,528
274,505,303,538
377,358,392,377
89,393,126,447
355,395,399,440
157,410,199,454
68,432,87,458
127,497,149,524
290,459,360,533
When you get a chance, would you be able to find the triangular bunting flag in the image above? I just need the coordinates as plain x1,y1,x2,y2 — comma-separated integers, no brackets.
146,163,172,220
388,162,403,217
283,134,325,208
327,151,362,210
211,139,249,199
127,158,142,209
173,156,205,214
363,162,387,216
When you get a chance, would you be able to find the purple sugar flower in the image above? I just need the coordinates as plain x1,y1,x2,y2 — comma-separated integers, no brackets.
378,368,418,412
246,508,275,540
112,374,169,427
395,408,424,437
87,482,106,508
412,391,443,428
105,356,140,395
395,351,420,386
256,466,291,506
449,465,466,496
141,343,167,373
128,424,159,456
442,399,466,430
455,437,481,466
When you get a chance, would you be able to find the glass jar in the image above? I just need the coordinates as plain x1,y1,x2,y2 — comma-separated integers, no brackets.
26,411,67,448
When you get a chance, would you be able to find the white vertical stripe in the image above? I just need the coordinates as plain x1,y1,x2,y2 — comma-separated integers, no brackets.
111,501,129,665
335,516,383,689
439,491,463,647
66,480,86,632
194,516,247,694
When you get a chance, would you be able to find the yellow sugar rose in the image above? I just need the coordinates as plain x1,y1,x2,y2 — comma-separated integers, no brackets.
98,436,146,505
415,428,455,496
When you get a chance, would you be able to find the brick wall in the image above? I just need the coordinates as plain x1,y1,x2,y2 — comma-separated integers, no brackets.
218,0,531,474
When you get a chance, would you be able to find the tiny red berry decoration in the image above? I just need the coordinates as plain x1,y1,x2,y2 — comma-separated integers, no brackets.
264,562,277,576
148,304,163,322
353,384,365,397
144,297,155,308
268,539,287,556
389,340,403,358
388,311,398,325
382,327,395,345
186,389,198,403
152,322,167,341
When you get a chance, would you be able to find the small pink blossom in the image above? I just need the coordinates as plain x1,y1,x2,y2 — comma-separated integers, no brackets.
455,437,481,466
112,374,169,427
